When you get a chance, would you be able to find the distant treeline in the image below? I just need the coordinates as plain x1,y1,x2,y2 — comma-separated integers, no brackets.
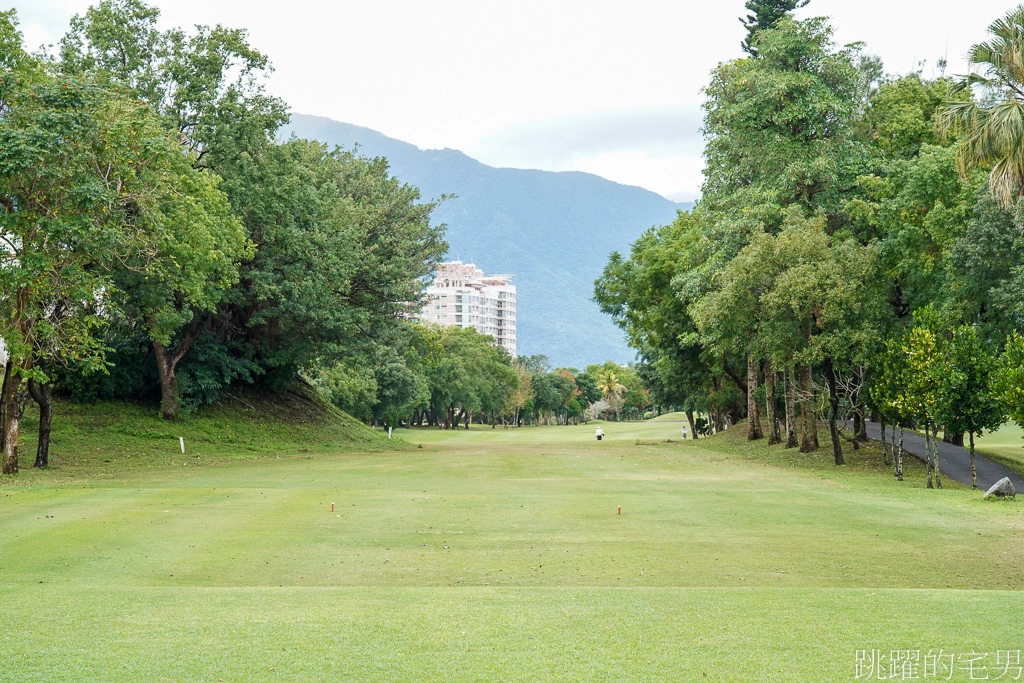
313,324,653,430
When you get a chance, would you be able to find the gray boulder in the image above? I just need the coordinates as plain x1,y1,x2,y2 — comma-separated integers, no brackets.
983,477,1016,499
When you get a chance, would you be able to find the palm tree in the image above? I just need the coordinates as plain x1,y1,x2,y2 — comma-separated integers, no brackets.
597,370,627,421
938,5,1024,207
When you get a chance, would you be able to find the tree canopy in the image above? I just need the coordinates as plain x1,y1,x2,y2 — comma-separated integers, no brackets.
596,5,1024,477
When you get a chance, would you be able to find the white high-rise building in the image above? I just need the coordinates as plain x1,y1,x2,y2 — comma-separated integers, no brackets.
412,261,517,357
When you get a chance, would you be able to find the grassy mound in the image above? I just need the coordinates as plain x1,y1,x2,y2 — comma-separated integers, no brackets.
5,383,400,484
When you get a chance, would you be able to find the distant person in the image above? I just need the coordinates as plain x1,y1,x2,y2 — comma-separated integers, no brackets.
681,425,688,440
595,427,605,441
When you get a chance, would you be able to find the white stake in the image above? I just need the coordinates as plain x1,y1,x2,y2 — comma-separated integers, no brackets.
179,437,185,454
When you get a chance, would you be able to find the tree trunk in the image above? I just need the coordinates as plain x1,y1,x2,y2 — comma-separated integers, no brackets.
27,378,52,469
153,341,182,420
722,353,748,400
932,424,942,489
855,412,868,442
1,366,22,474
798,364,818,453
925,422,934,489
969,431,977,490
825,358,845,465
880,419,889,466
746,355,763,441
0,358,11,455
943,430,965,447
896,428,904,481
765,360,780,445
853,368,868,443
784,365,798,448
685,410,697,441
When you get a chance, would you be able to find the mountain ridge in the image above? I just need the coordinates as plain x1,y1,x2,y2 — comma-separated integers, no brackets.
285,113,691,368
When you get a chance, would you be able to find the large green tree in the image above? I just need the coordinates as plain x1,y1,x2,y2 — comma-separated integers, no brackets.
0,38,233,468
59,0,286,416
703,17,867,228
935,325,1005,489
113,159,251,419
697,16,870,444
595,211,722,437
223,140,446,384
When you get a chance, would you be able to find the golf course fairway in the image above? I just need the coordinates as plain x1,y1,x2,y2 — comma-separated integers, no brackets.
2,418,1022,681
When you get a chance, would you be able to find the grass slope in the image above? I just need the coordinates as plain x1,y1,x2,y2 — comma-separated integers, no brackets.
4,386,399,486
1,418,1021,681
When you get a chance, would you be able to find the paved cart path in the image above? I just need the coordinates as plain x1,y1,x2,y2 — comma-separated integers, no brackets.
853,421,1024,491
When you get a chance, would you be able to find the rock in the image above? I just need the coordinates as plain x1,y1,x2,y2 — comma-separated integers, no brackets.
983,477,1016,499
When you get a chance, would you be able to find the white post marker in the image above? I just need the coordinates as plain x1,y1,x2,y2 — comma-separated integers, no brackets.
388,427,393,439
179,437,185,454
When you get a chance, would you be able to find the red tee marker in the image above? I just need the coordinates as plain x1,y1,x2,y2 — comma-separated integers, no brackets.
617,505,621,515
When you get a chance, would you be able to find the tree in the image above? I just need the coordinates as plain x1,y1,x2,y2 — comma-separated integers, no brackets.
740,0,809,56
693,16,870,453
703,17,867,225
996,333,1024,436
531,372,563,426
574,371,603,407
595,211,721,436
692,210,885,462
935,325,1005,489
595,369,627,421
221,140,446,387
504,362,534,427
901,321,945,488
938,6,1024,207
60,0,288,177
312,362,379,422
0,55,213,468
871,333,915,481
57,0,295,415
413,325,515,430
113,159,251,419
518,355,551,374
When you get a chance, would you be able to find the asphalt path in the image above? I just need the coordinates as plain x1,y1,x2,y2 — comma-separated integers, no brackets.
854,421,1024,491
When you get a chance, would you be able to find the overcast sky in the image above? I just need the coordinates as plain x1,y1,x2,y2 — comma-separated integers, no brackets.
12,0,1017,200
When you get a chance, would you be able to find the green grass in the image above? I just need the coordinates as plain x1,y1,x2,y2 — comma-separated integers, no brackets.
975,422,1024,477
647,411,688,422
4,386,399,486
1,412,1022,681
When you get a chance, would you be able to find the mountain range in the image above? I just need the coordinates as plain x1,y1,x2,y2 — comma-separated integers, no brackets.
285,114,690,369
